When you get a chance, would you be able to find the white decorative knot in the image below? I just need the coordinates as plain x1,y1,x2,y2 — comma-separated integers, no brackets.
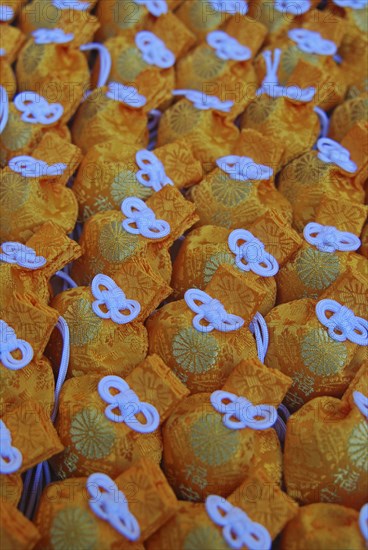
91,274,141,324
9,156,67,178
316,299,368,346
106,82,146,108
0,242,47,269
360,503,368,543
184,289,244,333
0,49,5,56
274,0,311,14
135,150,173,192
0,320,34,371
304,223,361,253
173,89,234,112
211,390,277,430
317,137,357,173
135,0,168,16
135,31,175,69
207,31,251,61
0,5,14,21
0,420,23,474
98,375,160,432
121,197,170,239
87,473,140,541
52,0,90,9
209,0,248,13
205,495,271,550
353,391,368,419
228,230,279,277
32,28,74,44
288,29,337,56
257,49,315,102
217,155,273,181
333,0,367,8
14,92,64,125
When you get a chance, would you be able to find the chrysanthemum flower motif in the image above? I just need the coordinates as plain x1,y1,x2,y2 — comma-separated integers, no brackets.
333,0,367,8
14,91,64,125
210,390,277,430
0,242,46,269
121,197,171,239
317,137,358,173
87,472,140,541
353,391,368,420
316,299,368,345
257,49,315,101
98,374,160,432
304,222,361,253
106,82,146,108
32,28,74,44
53,0,90,9
0,420,22,474
209,0,248,14
217,155,273,181
0,320,34,370
135,0,168,16
205,495,271,550
135,150,173,191
184,289,244,333
172,89,234,112
288,29,337,55
9,155,67,178
207,31,251,61
91,274,141,324
228,229,279,276
135,31,175,68
274,0,311,14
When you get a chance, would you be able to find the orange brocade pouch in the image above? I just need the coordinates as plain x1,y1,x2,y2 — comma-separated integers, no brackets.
147,469,298,550
99,12,195,111
0,133,82,242
51,355,189,479
189,128,292,229
34,458,178,550
280,503,367,550
171,209,302,315
16,15,100,122
284,362,368,510
71,83,149,155
48,258,171,378
265,268,368,411
147,265,267,392
71,185,198,285
162,357,292,501
278,122,368,232
275,199,368,304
